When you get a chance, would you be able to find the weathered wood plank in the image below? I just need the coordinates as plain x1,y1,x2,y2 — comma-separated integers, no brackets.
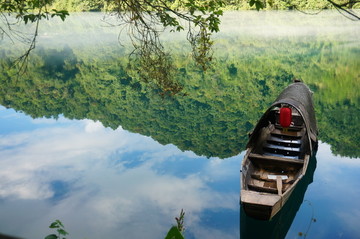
276,176,282,195
251,173,295,184
241,190,280,207
249,153,304,165
248,183,281,194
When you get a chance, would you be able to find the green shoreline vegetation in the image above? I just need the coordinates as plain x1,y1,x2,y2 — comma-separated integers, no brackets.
49,0,359,12
0,2,359,159
1,29,359,158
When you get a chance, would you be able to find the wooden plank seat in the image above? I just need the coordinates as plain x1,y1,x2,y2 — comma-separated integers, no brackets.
263,152,300,159
251,173,295,184
247,182,290,194
249,153,304,165
247,184,281,194
247,175,293,195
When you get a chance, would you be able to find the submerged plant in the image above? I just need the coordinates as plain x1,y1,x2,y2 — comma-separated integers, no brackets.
298,200,316,238
45,220,69,239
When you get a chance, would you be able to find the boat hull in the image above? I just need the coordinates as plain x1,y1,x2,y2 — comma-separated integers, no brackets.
240,82,317,220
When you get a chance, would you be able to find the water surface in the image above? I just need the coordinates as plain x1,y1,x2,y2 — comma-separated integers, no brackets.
0,11,359,239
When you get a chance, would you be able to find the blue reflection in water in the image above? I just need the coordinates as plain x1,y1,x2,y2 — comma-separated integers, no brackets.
0,107,45,134
152,156,208,178
201,208,239,231
49,180,72,203
114,151,148,169
1,106,360,239
0,106,241,239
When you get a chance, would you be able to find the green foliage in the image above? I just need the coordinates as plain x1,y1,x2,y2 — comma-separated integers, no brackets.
165,209,185,239
0,0,69,23
2,0,358,81
165,227,185,239
0,28,359,158
249,0,264,10
45,220,69,239
42,0,360,12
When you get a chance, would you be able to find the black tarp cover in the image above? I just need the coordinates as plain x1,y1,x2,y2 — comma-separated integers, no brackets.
247,82,318,153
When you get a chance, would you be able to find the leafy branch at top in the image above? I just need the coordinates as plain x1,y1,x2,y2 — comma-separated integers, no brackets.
101,0,224,94
1,0,69,23
1,0,69,74
326,0,360,20
113,3,222,66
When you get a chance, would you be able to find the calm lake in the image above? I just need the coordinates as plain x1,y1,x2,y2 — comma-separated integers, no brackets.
0,11,359,239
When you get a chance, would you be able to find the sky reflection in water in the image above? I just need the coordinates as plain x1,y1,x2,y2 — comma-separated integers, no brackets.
0,106,240,239
1,105,360,239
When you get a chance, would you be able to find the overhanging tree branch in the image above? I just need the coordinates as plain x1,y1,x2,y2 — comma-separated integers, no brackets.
1,0,69,75
101,0,224,94
326,0,360,20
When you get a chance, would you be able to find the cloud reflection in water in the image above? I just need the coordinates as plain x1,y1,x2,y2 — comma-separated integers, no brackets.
0,108,240,239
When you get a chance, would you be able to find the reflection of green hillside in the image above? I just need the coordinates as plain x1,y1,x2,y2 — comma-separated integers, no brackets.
317,100,360,157
0,36,359,158
301,45,360,158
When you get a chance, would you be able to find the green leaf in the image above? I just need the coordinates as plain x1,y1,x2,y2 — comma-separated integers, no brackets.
214,10,223,16
249,0,264,10
57,229,69,236
49,222,59,229
55,220,64,228
165,226,184,239
176,26,184,32
45,234,58,239
255,1,264,10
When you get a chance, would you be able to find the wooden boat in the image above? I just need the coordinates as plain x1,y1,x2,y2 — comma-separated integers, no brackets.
240,154,317,238
240,81,318,220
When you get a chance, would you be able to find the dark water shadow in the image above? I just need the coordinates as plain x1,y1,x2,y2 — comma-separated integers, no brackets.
240,153,317,239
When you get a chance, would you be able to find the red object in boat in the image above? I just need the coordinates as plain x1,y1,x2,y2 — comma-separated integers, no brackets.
280,107,292,128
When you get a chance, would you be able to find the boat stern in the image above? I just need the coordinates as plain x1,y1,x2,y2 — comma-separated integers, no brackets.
241,190,282,220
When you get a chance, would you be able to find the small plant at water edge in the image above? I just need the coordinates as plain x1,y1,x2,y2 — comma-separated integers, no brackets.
165,209,185,239
45,220,69,239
